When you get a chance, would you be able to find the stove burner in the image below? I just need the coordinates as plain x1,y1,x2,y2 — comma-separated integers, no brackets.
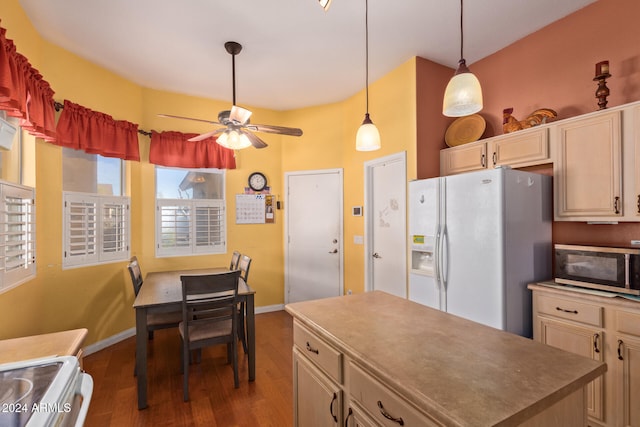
0,362,62,427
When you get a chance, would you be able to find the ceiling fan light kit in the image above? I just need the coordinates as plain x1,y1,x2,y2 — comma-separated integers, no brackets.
159,41,303,149
442,0,483,117
355,0,381,151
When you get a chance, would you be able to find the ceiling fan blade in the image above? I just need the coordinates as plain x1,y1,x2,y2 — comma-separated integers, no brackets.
247,123,303,137
158,113,222,126
243,131,269,149
229,105,252,125
187,128,225,142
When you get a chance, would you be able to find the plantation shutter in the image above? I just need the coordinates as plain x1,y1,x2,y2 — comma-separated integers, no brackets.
0,182,35,293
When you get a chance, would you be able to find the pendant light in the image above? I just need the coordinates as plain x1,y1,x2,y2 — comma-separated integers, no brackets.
442,0,483,117
355,0,381,151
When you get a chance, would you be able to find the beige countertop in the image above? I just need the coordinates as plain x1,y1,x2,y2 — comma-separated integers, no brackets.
0,328,87,365
286,291,606,426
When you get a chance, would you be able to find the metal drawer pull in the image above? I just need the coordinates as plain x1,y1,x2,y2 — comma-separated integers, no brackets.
481,153,486,168
329,392,338,422
618,339,624,360
492,152,497,166
555,306,578,314
377,401,405,426
637,194,640,214
593,333,600,353
306,341,319,354
614,196,620,214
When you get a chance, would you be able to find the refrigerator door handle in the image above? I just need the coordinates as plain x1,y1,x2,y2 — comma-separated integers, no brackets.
439,226,448,291
434,225,442,290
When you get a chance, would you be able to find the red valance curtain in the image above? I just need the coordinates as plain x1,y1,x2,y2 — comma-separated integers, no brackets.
149,131,236,169
54,100,140,161
0,22,56,141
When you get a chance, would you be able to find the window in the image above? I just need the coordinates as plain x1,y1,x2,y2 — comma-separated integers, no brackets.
155,167,226,257
62,148,130,268
0,181,35,294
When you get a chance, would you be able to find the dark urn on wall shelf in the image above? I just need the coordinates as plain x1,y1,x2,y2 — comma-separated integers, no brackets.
594,60,611,110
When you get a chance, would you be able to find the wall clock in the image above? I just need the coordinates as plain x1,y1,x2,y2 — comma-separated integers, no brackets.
248,172,267,192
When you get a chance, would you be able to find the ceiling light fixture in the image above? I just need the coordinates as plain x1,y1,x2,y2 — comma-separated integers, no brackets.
442,0,483,117
355,0,380,152
318,0,332,11
215,129,252,150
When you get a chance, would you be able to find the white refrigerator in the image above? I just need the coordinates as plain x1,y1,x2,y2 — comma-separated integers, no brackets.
408,167,552,337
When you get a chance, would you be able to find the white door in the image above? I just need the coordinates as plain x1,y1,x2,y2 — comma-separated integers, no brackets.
285,169,343,303
364,152,407,298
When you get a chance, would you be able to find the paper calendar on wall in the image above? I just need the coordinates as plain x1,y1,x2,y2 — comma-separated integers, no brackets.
235,194,275,224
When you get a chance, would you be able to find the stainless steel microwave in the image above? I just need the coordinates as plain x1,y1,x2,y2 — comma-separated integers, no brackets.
554,244,640,295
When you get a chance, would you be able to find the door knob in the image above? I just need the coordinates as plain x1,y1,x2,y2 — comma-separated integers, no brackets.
328,249,338,254
372,252,382,259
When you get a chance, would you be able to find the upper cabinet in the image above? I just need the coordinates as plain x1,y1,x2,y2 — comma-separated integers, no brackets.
440,100,640,222
440,126,551,176
553,110,622,220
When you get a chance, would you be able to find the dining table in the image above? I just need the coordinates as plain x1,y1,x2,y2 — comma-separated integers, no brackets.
133,267,256,410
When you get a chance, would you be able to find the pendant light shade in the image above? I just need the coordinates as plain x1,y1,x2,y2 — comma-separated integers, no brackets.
356,0,380,151
442,0,483,117
356,113,381,151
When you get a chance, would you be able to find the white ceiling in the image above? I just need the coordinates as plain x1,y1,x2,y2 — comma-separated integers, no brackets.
19,0,596,111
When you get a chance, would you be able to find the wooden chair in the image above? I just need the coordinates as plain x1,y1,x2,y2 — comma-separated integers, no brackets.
229,251,241,270
237,255,252,353
128,257,182,340
179,270,241,401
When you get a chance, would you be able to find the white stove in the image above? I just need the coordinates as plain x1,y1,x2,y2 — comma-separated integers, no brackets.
0,356,93,427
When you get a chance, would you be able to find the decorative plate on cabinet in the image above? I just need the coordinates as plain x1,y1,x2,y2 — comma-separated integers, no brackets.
444,114,486,147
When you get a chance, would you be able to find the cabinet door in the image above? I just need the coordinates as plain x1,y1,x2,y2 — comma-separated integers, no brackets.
488,127,550,168
554,111,622,219
633,105,640,218
538,317,605,423
439,142,486,176
294,349,342,427
614,334,640,427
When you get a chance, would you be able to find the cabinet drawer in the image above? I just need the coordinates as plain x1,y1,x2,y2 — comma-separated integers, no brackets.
293,320,342,384
537,294,603,327
349,362,443,427
616,310,640,336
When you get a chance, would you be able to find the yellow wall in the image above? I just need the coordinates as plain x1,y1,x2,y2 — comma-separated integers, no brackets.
0,0,419,345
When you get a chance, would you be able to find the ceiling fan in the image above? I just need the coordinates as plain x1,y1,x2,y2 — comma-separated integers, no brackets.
159,41,303,149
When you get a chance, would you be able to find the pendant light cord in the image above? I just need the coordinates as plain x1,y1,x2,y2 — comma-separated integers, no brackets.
365,0,370,114
459,0,464,60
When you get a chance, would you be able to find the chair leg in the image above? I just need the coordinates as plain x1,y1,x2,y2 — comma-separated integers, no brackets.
232,338,239,389
182,339,190,401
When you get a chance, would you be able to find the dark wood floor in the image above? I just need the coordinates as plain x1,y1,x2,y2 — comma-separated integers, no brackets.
83,310,294,426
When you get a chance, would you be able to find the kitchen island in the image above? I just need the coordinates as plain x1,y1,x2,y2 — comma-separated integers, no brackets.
285,291,606,427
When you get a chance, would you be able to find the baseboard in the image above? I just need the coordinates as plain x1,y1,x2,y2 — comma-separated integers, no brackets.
82,305,286,356
256,304,285,314
83,327,136,356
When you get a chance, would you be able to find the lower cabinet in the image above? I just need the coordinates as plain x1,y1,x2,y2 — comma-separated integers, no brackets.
292,319,441,427
293,348,342,426
531,284,640,427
